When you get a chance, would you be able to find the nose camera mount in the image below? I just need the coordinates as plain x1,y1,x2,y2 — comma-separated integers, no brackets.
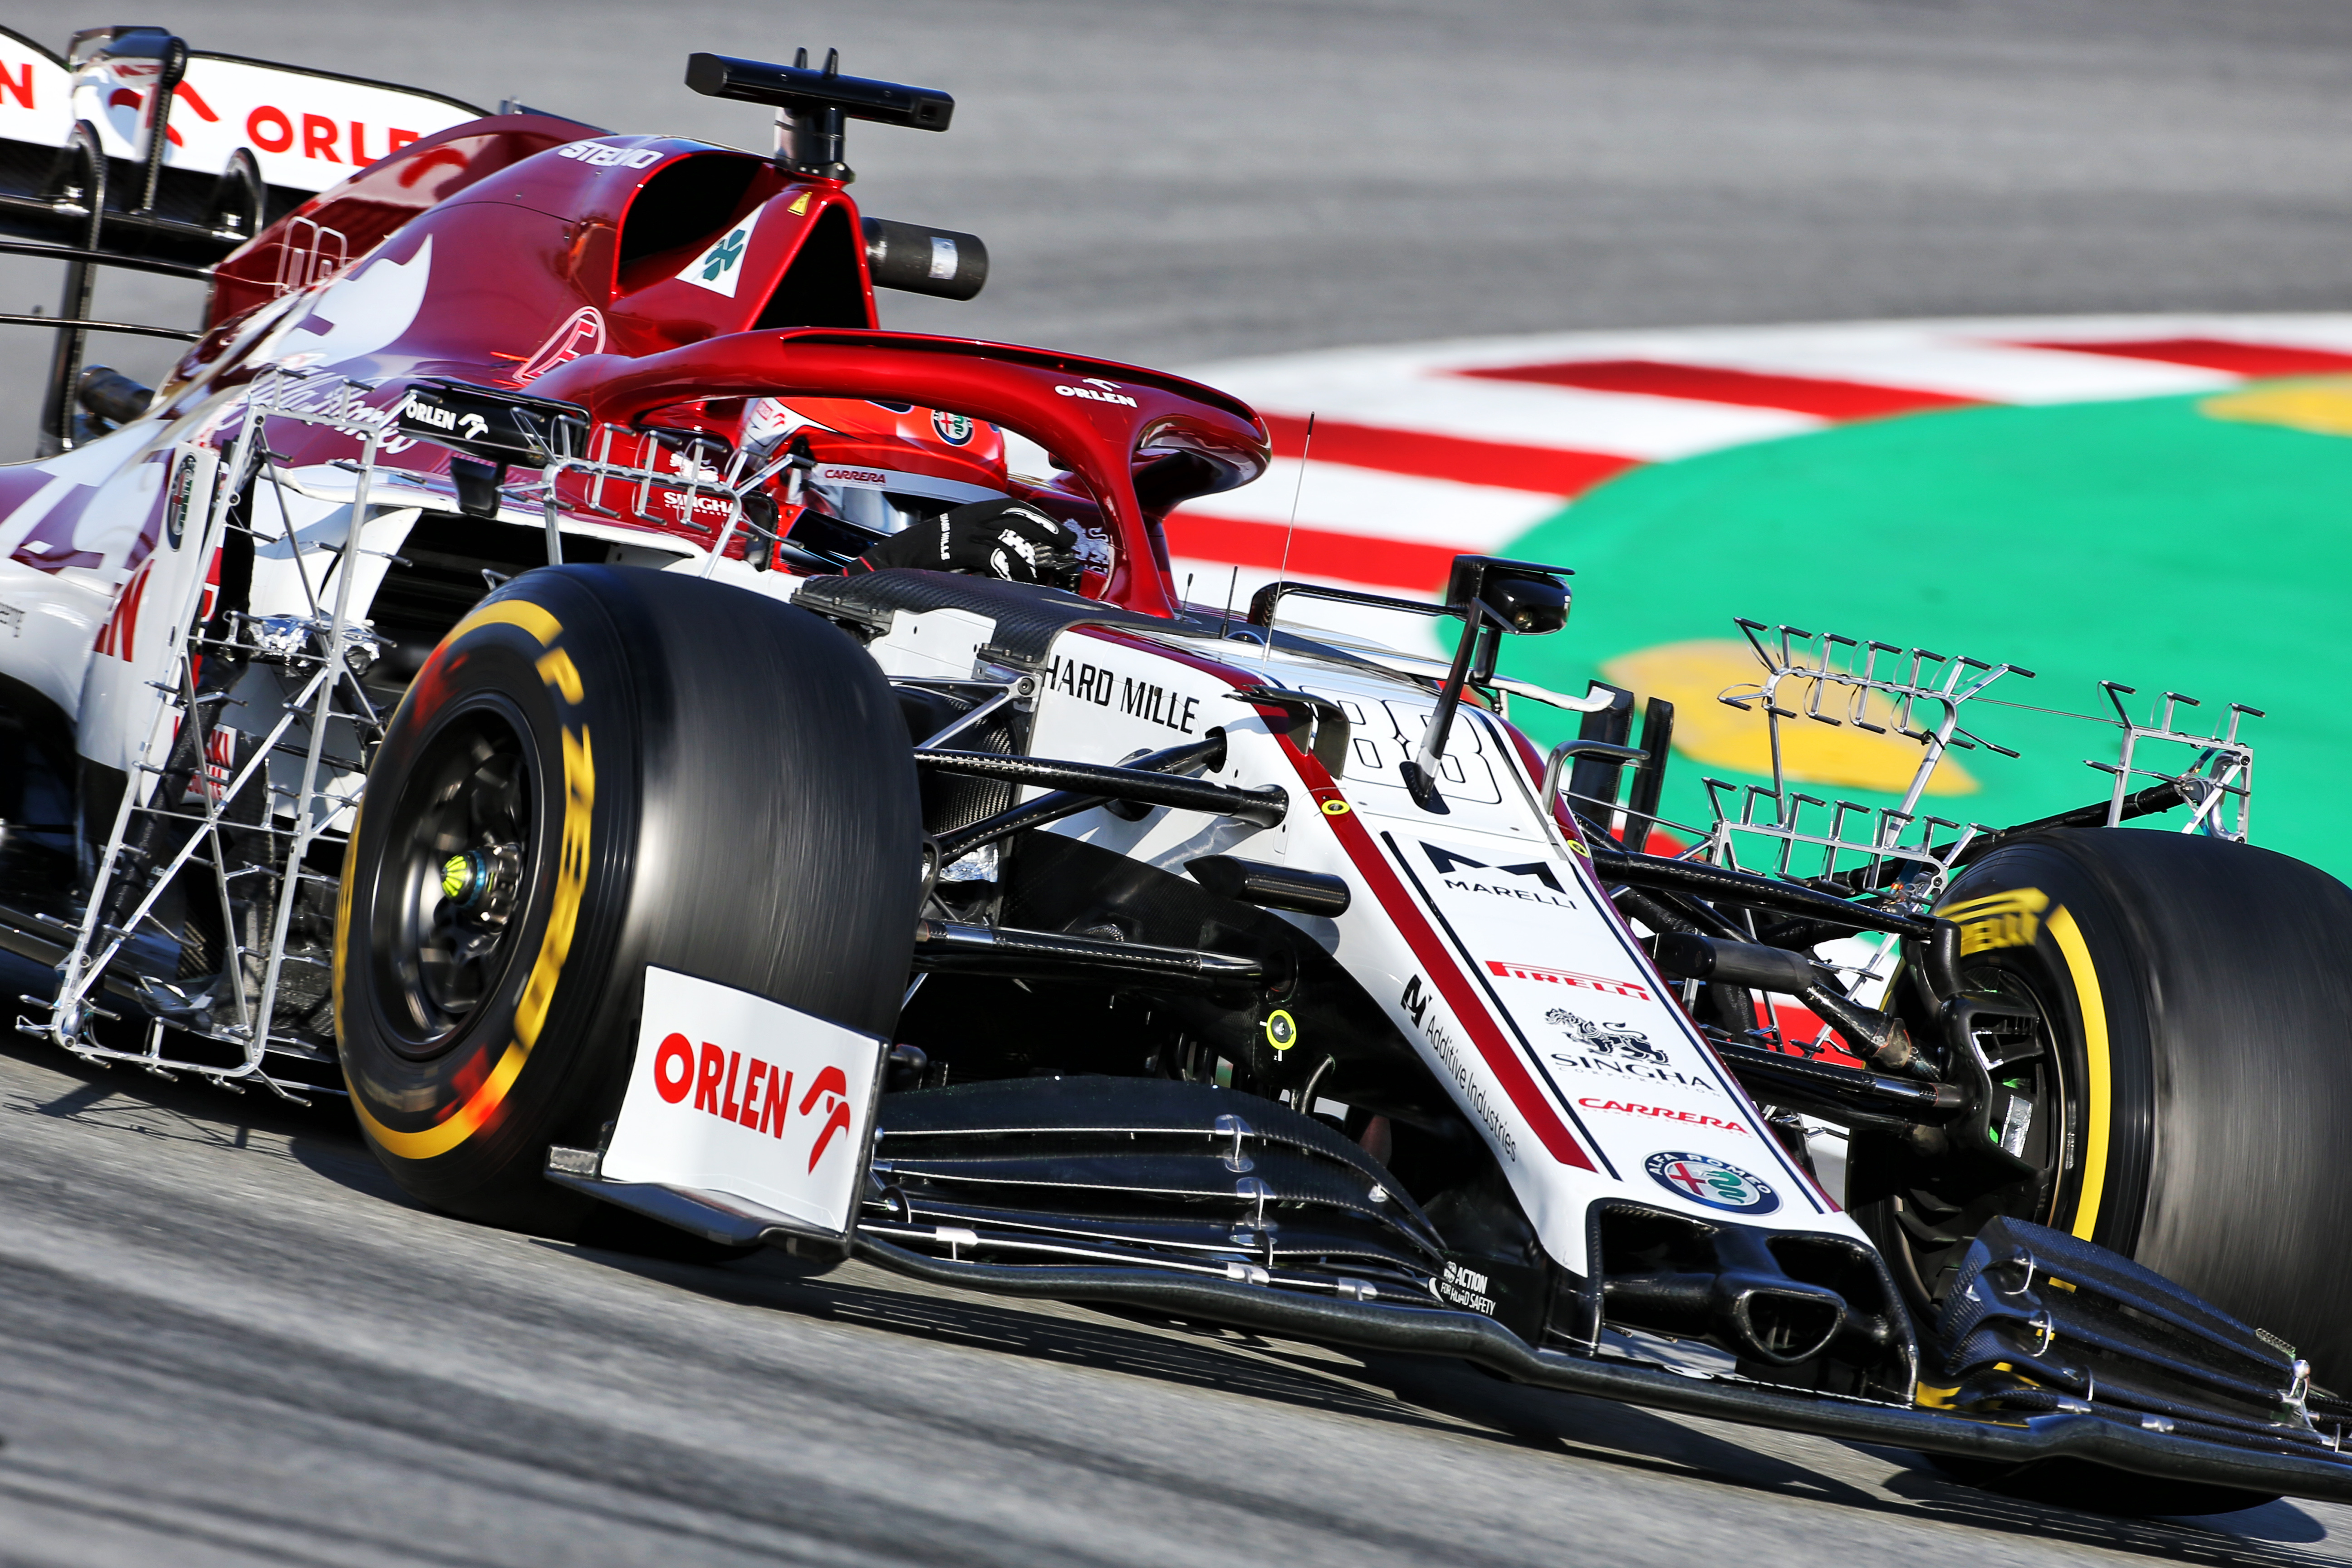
684,48,954,183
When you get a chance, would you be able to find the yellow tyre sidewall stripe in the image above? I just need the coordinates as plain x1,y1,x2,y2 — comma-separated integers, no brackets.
452,598,564,647
2045,905,2112,1241
344,601,596,1163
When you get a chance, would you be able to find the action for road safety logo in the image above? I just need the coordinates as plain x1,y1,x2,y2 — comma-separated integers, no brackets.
1645,1151,1779,1214
599,966,885,1234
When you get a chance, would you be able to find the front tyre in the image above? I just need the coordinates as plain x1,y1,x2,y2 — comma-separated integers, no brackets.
336,566,919,1233
1850,827,2352,1379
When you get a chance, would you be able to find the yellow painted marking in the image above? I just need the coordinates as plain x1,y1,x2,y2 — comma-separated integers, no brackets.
535,647,583,705
786,191,812,216
1602,640,1978,796
1320,799,1351,816
450,600,562,647
2047,906,2111,1240
2201,377,2352,439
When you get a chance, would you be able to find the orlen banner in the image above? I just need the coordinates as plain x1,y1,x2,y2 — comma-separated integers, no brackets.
0,31,72,148
0,28,481,194
85,56,480,191
600,967,887,1237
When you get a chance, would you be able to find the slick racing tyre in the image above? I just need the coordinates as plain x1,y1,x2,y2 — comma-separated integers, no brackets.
1849,827,2352,1380
337,566,920,1233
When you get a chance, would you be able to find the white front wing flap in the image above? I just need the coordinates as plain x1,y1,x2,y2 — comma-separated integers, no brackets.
600,967,887,1238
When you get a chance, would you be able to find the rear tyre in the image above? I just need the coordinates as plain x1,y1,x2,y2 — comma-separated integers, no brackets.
1850,827,2352,1382
336,566,919,1234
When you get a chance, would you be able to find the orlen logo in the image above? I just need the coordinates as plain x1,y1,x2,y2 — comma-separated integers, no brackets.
245,106,419,163
556,139,664,170
650,1032,855,1174
399,395,487,442
1053,377,1138,408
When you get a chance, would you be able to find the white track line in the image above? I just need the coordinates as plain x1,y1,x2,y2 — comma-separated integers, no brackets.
1181,313,2352,386
1164,314,2352,597
1591,337,2235,403
1191,370,1820,458
1175,460,1561,547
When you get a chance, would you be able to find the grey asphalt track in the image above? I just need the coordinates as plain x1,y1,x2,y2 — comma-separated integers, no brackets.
5,3,2352,1563
5,1026,2347,1568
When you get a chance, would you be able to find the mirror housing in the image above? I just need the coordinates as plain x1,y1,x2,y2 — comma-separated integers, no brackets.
1405,554,1576,811
1479,571,1569,635
1445,554,1572,636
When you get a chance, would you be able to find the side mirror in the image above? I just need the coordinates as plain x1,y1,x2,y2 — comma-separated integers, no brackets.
1406,555,1574,809
1478,571,1569,636
1445,554,1572,637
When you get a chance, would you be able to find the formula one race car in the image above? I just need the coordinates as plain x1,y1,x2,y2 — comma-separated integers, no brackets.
4,28,2351,1519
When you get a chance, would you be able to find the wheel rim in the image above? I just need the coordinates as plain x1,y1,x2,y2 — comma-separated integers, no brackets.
368,698,541,1059
1873,961,2075,1313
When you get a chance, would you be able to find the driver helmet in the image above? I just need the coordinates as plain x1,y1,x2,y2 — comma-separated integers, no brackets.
744,396,1009,535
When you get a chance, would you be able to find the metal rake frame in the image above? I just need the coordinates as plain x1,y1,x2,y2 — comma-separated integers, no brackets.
26,368,394,1100
2089,680,2258,843
1688,620,2262,912
1720,618,2033,820
373,406,792,577
26,373,807,1095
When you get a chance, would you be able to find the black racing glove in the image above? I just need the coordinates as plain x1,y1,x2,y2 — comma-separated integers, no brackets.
850,498,1082,589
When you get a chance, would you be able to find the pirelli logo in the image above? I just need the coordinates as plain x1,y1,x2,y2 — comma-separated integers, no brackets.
1485,959,1651,1002
1943,887,2051,955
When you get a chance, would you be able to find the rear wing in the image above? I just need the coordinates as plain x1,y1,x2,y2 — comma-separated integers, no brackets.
0,25,485,456
0,25,481,255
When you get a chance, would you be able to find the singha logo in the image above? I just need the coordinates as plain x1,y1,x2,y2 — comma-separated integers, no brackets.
1545,1007,1669,1064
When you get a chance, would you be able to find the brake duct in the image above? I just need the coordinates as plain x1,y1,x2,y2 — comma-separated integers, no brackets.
1600,1224,1852,1365
1567,1200,1912,1374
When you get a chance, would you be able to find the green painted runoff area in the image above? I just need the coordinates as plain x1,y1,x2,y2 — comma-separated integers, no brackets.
1492,392,2352,879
